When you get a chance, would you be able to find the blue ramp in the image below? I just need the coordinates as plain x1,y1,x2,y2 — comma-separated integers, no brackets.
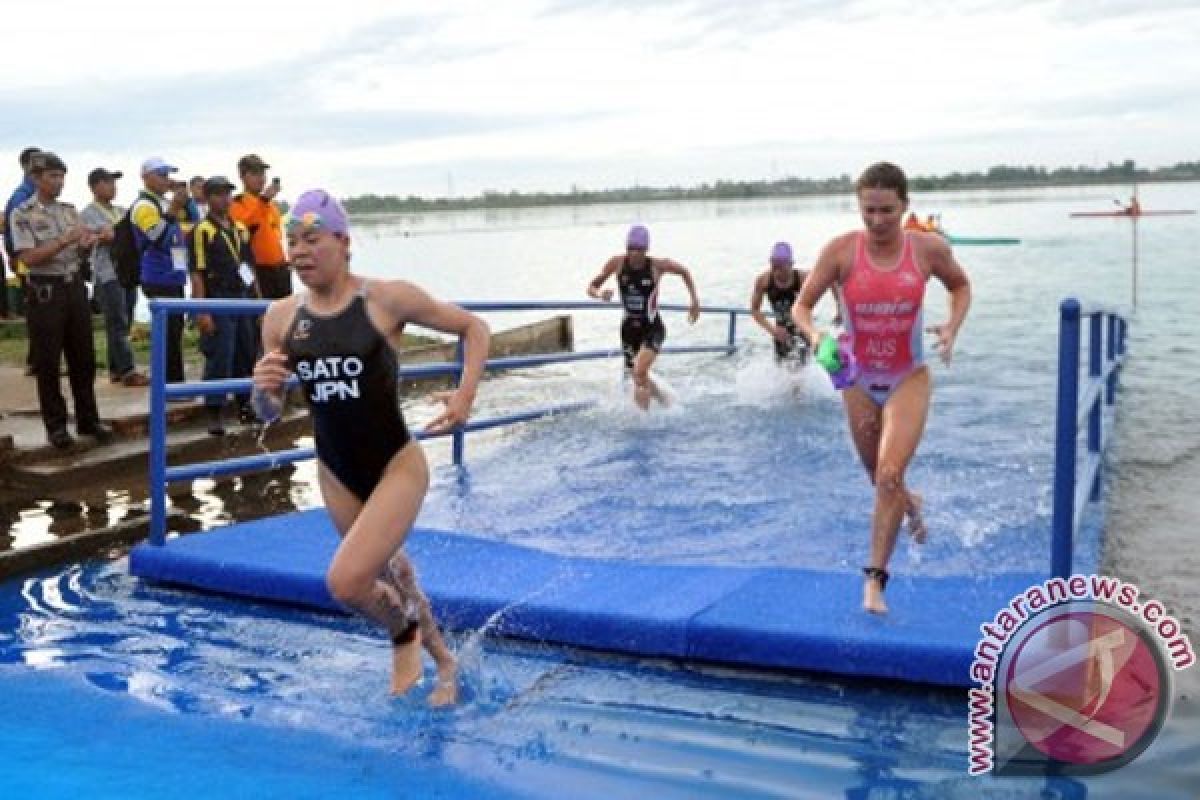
131,510,1058,687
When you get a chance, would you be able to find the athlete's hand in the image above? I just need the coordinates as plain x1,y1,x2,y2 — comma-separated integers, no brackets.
597,288,614,303
688,301,700,324
772,324,792,344
253,350,291,392
927,323,957,365
425,389,473,435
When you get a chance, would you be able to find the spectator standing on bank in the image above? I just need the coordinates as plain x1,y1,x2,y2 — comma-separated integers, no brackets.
189,176,258,435
3,147,41,321
132,157,191,387
186,175,206,226
81,167,149,387
230,154,290,298
11,153,114,448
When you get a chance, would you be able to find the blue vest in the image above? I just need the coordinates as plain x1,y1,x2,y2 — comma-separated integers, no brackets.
133,192,186,287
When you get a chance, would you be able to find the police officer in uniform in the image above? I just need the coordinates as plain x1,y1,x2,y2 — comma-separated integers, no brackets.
11,153,113,448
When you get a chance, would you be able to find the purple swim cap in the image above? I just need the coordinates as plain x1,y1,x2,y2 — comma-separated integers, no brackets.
626,224,649,249
288,189,349,236
770,241,793,264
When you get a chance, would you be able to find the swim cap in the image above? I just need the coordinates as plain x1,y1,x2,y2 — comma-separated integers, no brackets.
287,189,349,236
770,241,793,265
626,224,649,249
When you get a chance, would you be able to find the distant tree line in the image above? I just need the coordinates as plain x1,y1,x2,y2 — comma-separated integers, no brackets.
342,160,1200,214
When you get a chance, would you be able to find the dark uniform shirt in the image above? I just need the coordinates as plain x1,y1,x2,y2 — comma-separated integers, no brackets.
189,215,255,297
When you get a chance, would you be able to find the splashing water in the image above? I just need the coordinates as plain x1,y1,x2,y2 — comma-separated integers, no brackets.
453,568,575,707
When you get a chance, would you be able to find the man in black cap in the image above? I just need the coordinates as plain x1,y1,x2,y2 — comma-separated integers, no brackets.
10,152,114,448
230,154,289,298
81,167,149,387
189,175,258,434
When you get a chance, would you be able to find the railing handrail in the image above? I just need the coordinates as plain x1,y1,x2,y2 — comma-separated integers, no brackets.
1050,297,1129,579
146,298,758,316
147,297,751,545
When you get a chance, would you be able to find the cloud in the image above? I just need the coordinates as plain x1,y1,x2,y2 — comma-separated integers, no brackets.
2,0,1199,199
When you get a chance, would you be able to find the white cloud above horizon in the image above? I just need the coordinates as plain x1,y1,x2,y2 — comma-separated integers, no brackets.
2,0,1197,206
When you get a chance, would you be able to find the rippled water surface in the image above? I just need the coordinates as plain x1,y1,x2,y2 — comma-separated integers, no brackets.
2,183,1198,796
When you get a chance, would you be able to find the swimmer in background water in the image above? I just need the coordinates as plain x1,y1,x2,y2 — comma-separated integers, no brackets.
750,241,842,364
586,224,700,409
793,162,971,615
252,189,490,704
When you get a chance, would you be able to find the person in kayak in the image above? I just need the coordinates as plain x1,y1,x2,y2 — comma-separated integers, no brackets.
792,162,972,614
252,189,490,704
586,224,700,409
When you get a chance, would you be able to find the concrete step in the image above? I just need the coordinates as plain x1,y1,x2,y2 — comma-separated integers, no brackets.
3,411,311,488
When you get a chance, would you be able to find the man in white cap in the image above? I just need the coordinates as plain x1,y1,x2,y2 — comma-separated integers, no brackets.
133,157,191,386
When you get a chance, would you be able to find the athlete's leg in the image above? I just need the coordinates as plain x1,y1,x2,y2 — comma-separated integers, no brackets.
632,345,664,410
863,367,932,613
845,381,924,542
384,549,459,706
319,443,454,700
842,385,883,480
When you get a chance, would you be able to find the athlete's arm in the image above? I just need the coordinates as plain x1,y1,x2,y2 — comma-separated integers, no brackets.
251,298,296,422
659,259,701,323
386,281,491,433
750,273,773,333
793,235,847,345
587,257,619,302
923,235,971,365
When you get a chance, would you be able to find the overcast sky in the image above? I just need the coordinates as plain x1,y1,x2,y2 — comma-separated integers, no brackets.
2,0,1197,205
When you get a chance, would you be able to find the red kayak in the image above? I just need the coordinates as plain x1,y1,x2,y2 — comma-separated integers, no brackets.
1070,210,1196,218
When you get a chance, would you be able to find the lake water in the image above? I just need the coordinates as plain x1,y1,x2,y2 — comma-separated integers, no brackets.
1,182,1197,795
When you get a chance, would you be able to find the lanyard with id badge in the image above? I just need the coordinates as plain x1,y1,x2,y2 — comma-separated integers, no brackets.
216,224,257,293
169,225,188,273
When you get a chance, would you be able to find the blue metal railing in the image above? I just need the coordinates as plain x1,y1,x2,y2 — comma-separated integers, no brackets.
1051,298,1129,579
147,298,753,545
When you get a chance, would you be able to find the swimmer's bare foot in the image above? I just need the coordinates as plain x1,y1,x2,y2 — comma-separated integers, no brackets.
428,659,459,707
906,492,927,544
633,385,651,410
390,635,423,696
862,567,889,615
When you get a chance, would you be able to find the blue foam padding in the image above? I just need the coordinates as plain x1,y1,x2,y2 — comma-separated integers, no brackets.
130,509,1086,687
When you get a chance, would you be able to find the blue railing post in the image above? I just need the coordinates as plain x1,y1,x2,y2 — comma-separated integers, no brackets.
149,304,168,546
726,311,737,350
1087,314,1103,501
452,338,466,466
1051,299,1081,579
1118,317,1127,358
1105,313,1117,405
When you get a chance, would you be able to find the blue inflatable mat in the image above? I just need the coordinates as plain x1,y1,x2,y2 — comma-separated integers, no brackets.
130,509,1075,687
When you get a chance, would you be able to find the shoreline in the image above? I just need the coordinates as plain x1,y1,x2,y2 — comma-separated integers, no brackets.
343,175,1200,217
